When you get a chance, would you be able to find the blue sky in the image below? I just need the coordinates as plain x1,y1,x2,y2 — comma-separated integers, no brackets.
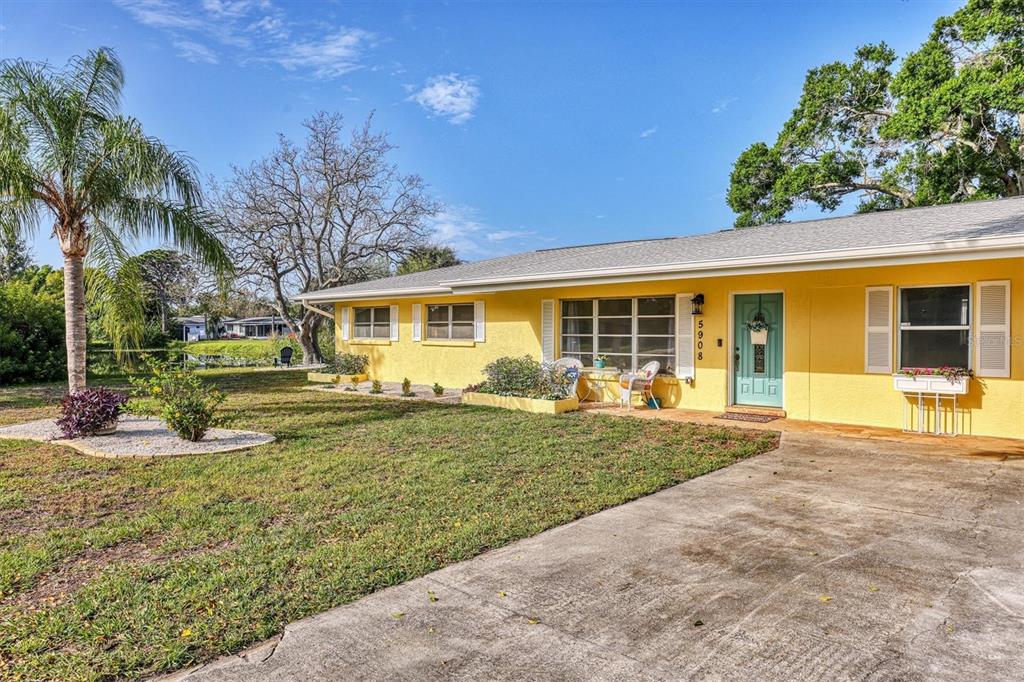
2,0,959,268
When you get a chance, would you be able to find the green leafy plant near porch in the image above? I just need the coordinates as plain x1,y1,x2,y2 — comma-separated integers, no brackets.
477,356,574,400
401,377,415,397
328,352,369,375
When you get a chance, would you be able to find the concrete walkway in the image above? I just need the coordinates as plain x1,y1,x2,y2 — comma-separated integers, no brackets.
170,433,1024,681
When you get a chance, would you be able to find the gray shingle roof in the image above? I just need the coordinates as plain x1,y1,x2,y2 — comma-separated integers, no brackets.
297,197,1024,301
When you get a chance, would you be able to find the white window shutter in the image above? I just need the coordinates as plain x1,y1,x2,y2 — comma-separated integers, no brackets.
675,293,694,379
977,281,1010,378
411,304,422,342
389,305,399,341
473,301,485,342
864,286,893,374
341,306,350,341
541,299,555,362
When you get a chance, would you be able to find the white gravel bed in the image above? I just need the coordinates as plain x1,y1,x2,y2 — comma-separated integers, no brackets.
0,416,274,458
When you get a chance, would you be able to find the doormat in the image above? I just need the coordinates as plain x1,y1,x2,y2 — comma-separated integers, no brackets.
717,412,779,423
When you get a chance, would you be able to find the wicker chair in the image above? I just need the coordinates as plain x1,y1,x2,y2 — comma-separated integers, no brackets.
618,361,661,410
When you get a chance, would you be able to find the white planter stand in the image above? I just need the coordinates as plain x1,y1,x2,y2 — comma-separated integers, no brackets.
893,375,968,436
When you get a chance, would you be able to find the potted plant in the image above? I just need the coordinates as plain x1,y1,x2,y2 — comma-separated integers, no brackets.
745,319,769,345
57,388,130,438
594,354,608,369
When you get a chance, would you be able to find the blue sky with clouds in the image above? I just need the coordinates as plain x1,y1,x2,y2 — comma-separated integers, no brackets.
2,0,959,267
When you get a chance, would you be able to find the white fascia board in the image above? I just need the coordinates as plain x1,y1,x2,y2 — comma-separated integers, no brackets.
292,286,452,303
441,235,1023,292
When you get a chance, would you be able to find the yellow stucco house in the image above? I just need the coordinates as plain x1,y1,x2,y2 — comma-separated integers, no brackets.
296,199,1024,440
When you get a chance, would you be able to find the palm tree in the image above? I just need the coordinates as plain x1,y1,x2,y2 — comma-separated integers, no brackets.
0,47,230,391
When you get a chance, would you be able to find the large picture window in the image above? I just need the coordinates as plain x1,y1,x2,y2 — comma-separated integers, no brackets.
427,303,475,340
899,285,970,369
353,306,391,339
560,297,675,372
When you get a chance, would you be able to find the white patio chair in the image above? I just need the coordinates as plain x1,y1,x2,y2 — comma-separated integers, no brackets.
553,357,584,399
618,361,661,410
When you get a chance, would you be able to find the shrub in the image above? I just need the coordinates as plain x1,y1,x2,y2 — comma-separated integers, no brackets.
131,360,226,442
0,280,65,384
478,356,574,400
56,388,129,439
432,383,445,397
370,379,383,394
329,352,369,375
401,377,414,397
349,375,360,390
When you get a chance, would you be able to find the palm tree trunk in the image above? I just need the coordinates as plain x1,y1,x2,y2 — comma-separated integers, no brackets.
63,253,88,392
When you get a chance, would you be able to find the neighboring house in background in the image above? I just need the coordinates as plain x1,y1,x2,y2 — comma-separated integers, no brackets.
222,316,291,339
296,198,1023,440
176,315,210,342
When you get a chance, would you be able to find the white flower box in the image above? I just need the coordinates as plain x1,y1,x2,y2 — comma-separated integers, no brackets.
749,329,768,345
893,374,968,395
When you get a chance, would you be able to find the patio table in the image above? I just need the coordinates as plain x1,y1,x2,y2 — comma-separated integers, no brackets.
577,367,621,402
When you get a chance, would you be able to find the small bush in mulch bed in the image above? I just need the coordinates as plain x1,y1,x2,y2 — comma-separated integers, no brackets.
56,388,130,439
401,377,415,397
432,383,445,397
131,359,227,442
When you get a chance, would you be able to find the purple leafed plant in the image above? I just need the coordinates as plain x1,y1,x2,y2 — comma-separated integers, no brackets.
56,388,130,439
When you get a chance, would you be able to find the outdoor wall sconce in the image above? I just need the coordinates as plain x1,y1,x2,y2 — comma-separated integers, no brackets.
690,293,705,316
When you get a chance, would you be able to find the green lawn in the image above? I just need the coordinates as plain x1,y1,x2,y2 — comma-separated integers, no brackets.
183,338,301,362
0,370,777,680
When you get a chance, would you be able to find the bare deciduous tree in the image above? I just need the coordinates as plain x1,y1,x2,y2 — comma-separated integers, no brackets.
216,113,440,362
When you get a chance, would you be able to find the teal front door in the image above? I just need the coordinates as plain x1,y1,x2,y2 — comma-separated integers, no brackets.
733,293,783,408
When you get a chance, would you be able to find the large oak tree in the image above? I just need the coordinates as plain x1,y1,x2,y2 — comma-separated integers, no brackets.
727,0,1023,226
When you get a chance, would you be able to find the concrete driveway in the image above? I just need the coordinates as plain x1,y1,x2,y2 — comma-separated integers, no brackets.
173,433,1024,681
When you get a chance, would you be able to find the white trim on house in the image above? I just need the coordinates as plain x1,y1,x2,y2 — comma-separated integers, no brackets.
294,234,1023,303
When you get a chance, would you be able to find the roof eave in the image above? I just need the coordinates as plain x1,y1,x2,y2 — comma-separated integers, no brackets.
294,233,1023,302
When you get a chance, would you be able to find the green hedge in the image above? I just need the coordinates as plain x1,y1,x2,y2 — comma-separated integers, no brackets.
0,280,66,384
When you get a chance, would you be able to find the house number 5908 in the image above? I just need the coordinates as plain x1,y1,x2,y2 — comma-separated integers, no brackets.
696,319,704,361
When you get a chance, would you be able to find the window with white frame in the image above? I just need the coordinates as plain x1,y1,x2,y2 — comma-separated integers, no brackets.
899,285,971,369
560,297,675,372
353,306,391,339
427,303,475,340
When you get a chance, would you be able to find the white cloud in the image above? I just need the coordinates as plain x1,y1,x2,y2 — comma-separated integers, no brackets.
274,28,375,78
639,126,658,138
174,39,219,64
114,0,203,30
114,0,375,78
486,230,533,242
427,207,543,259
410,74,480,125
711,97,737,114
